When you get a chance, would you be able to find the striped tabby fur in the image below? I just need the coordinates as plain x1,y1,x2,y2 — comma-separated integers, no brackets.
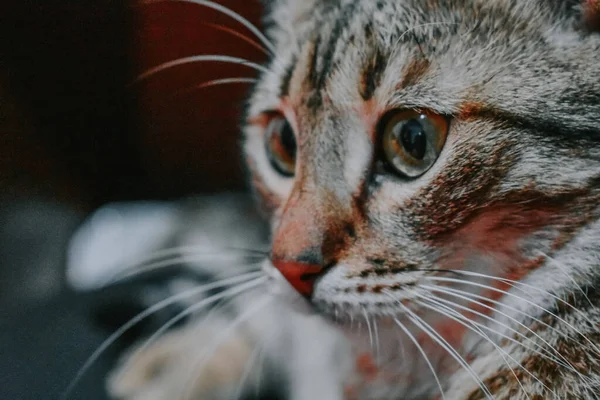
109,0,600,399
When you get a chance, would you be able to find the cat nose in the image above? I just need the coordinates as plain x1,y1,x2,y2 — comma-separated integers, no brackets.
271,260,324,297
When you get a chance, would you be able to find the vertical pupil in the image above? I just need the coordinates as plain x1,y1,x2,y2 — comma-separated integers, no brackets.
399,119,427,160
280,122,297,158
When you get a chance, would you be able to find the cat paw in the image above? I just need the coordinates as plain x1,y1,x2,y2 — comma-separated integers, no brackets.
107,321,257,400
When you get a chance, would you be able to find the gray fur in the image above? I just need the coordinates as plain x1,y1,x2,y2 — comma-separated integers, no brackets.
109,1,600,399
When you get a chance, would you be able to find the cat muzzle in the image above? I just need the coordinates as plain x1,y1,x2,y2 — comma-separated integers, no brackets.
271,260,324,297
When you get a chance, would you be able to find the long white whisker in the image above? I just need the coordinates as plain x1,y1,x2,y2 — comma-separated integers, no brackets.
135,277,267,361
107,257,262,287
419,295,575,397
173,77,258,99
140,0,277,55
421,283,580,347
107,249,265,285
425,276,600,355
253,337,268,399
60,271,263,400
391,316,447,400
421,284,584,375
363,308,375,356
182,295,273,400
234,324,279,399
113,245,266,269
441,269,597,329
135,55,270,83
387,292,494,399
536,250,594,308
199,21,270,55
420,290,577,387
426,293,566,398
373,318,381,364
416,296,540,400
432,284,598,372
234,340,263,400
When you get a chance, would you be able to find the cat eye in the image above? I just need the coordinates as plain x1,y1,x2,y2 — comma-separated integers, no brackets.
265,114,297,177
380,110,449,178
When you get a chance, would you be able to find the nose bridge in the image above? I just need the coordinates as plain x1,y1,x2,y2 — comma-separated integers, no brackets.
271,110,364,296
271,179,354,297
272,183,328,264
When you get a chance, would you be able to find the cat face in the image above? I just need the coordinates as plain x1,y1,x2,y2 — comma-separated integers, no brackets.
243,0,600,324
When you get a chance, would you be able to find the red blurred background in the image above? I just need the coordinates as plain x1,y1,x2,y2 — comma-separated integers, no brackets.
0,0,266,210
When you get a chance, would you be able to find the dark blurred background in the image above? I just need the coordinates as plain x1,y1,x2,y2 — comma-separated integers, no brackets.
0,1,265,398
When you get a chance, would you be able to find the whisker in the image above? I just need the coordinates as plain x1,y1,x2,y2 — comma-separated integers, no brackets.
420,284,584,375
172,77,258,100
388,292,494,399
425,293,567,398
425,276,600,355
363,308,375,356
112,258,263,288
536,250,594,308
430,284,598,371
234,324,278,399
107,256,263,287
441,269,597,327
139,0,277,55
60,271,263,400
134,277,267,360
373,319,381,364
182,294,273,400
415,297,543,400
391,316,447,400
135,55,270,83
106,246,266,284
234,338,264,400
397,326,407,362
253,336,268,399
421,284,576,345
123,245,268,264
419,292,581,390
200,21,269,55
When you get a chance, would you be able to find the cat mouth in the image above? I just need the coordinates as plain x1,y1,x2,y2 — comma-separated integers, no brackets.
309,259,535,326
309,264,430,319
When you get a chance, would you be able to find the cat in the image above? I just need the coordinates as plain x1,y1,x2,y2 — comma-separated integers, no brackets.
106,0,600,399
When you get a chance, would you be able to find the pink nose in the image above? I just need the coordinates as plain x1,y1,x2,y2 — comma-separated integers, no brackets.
272,260,323,297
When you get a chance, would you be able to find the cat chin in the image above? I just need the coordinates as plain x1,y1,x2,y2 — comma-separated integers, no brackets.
326,314,463,400
264,261,472,399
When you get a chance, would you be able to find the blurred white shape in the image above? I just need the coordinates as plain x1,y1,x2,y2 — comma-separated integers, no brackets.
66,202,180,290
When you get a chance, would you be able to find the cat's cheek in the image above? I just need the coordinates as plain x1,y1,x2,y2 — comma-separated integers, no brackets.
431,206,559,300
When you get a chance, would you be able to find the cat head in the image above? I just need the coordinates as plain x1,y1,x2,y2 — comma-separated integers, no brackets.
243,0,600,319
